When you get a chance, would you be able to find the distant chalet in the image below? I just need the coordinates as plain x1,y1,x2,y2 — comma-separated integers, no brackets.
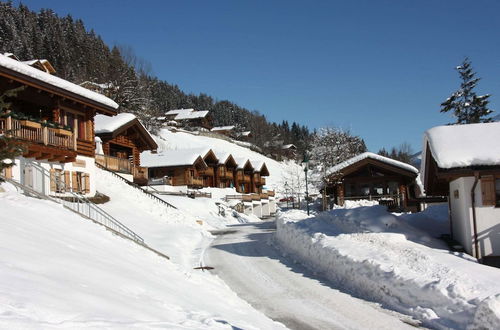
164,108,213,130
324,152,419,211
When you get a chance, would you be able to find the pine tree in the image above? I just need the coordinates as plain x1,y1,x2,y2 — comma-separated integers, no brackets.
440,58,494,124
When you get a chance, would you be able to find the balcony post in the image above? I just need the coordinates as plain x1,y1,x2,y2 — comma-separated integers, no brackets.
6,116,12,132
43,126,48,145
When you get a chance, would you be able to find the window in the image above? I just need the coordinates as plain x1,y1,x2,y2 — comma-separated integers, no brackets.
481,175,497,207
71,171,90,194
190,169,195,177
78,115,86,139
496,179,500,207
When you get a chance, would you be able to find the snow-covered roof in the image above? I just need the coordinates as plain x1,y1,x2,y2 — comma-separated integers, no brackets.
423,121,500,169
211,125,235,132
141,149,207,168
156,116,166,121
234,157,252,170
165,109,194,116
239,131,251,137
250,160,265,171
95,113,137,134
282,144,297,150
213,150,233,165
175,110,209,120
0,54,118,110
326,152,419,176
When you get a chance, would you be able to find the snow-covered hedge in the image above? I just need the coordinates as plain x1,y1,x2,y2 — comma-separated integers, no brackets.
275,206,500,329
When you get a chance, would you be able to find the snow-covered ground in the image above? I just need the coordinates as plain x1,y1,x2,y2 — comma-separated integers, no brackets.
275,203,500,329
0,179,285,329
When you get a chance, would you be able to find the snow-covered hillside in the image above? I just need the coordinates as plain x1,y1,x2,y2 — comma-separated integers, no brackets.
151,128,302,192
0,181,284,329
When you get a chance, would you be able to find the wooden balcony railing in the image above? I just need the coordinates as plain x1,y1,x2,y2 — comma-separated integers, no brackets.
0,116,75,150
251,194,261,201
95,154,132,174
217,167,234,179
267,190,275,197
187,177,204,186
200,167,214,177
260,193,269,199
243,174,251,183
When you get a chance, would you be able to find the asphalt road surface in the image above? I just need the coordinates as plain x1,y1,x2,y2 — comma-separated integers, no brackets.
204,221,419,330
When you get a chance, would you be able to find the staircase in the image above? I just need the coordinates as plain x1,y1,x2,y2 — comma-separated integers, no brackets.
2,162,145,244
95,163,177,209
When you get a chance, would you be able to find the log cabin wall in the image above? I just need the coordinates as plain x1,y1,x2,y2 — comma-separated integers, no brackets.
101,134,139,166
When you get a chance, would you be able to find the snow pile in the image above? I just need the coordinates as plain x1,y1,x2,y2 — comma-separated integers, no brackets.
275,205,500,329
0,183,282,329
423,121,500,169
0,54,118,109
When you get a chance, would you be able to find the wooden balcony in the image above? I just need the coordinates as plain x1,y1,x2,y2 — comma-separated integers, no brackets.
251,194,261,201
267,190,275,197
0,116,76,162
260,193,269,199
200,167,214,177
217,167,233,179
187,177,204,187
95,154,132,174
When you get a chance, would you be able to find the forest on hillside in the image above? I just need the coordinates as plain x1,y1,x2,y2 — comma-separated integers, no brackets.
0,2,312,159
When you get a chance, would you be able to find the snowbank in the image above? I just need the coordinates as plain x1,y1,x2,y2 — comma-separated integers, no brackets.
275,205,500,329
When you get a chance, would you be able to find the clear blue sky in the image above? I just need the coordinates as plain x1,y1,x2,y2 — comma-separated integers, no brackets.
15,0,500,152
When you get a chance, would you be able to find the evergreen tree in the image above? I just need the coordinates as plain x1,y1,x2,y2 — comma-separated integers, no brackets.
440,58,494,124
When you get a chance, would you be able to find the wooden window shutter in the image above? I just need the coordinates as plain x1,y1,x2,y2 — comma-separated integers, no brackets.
481,175,495,206
71,171,78,192
84,173,90,194
49,169,56,192
64,171,70,191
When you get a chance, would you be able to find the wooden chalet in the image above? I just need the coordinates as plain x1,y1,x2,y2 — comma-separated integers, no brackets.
213,151,237,188
94,113,158,185
234,158,254,193
141,149,208,188
164,108,213,130
250,160,270,194
0,53,117,196
211,125,235,137
324,152,419,211
422,122,500,260
194,148,219,187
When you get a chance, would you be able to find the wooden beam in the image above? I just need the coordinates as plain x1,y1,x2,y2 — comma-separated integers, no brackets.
35,152,52,160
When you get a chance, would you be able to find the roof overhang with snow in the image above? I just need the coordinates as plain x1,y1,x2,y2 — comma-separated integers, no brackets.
421,122,500,195
0,54,118,115
326,152,418,180
95,113,158,151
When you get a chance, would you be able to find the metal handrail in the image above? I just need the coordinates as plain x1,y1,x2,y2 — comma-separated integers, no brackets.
95,162,176,209
24,161,144,244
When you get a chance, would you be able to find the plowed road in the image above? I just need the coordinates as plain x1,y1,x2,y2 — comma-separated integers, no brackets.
204,221,419,330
